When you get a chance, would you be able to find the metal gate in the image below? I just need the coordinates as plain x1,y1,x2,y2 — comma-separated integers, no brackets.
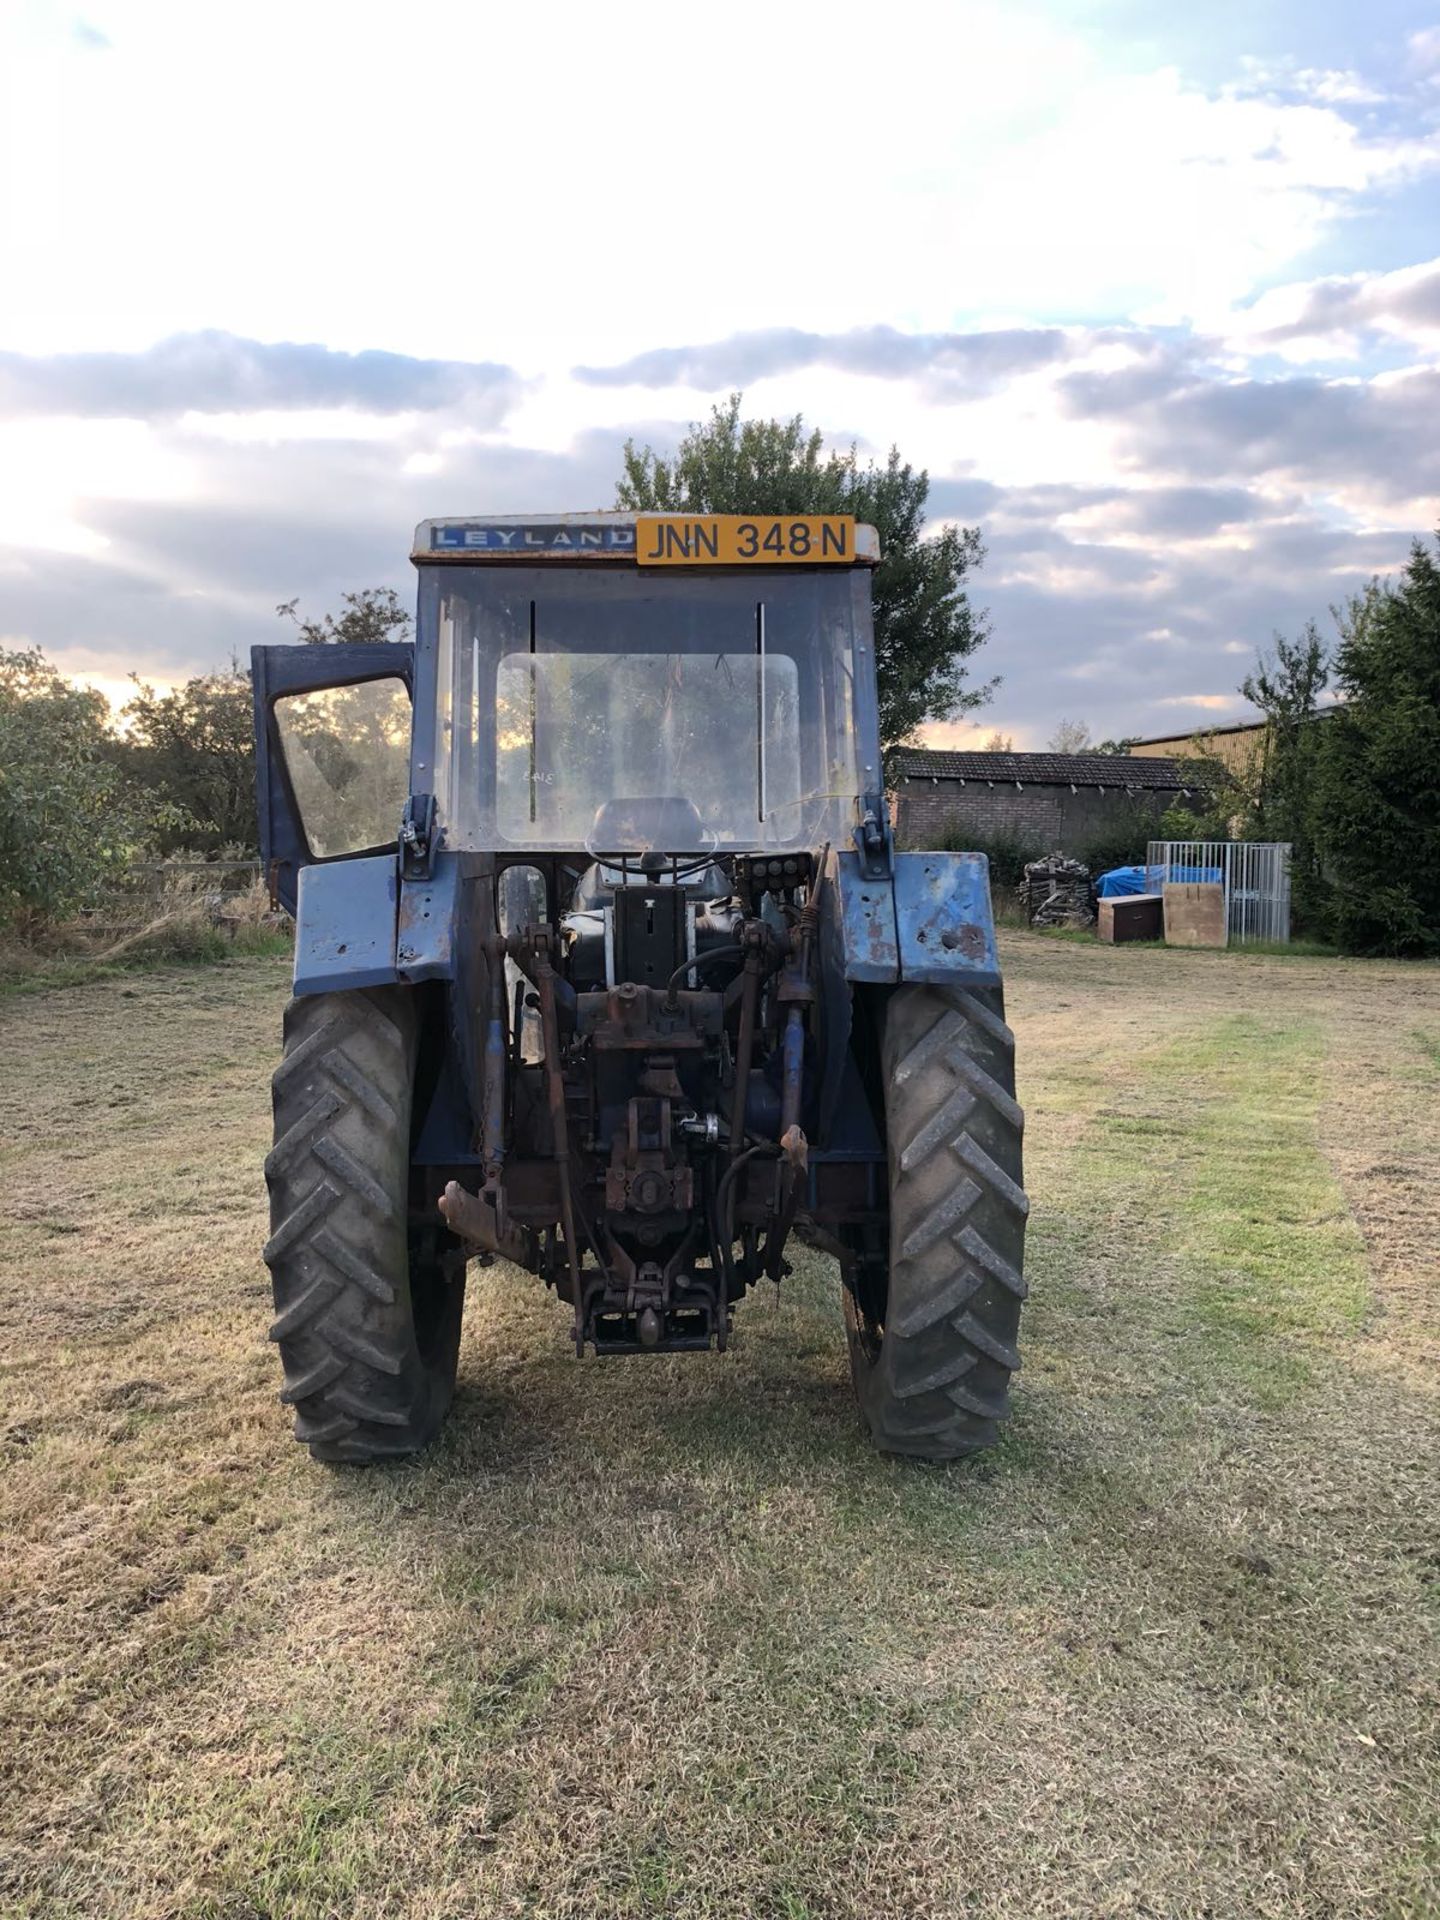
1145,841,1292,946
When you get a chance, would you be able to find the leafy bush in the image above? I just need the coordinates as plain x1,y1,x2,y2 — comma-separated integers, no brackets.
1073,816,1155,878
1154,798,1223,843
1075,785,1237,882
1312,545,1440,956
1236,625,1333,930
115,669,257,854
0,648,145,930
922,824,1046,894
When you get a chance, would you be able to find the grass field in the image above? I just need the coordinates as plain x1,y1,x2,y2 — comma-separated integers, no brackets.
1,936,1437,1919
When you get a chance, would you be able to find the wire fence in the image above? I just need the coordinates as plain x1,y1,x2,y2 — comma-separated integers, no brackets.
1145,840,1291,946
126,860,263,881
75,859,268,938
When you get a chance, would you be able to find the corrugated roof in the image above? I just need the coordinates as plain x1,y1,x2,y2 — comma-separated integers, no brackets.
889,748,1212,791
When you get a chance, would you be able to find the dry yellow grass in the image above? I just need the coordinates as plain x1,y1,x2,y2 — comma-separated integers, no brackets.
0,938,1436,1919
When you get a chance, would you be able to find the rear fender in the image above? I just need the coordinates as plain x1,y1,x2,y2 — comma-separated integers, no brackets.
892,851,1001,991
291,851,483,1167
828,849,1001,991
292,848,469,999
293,854,400,996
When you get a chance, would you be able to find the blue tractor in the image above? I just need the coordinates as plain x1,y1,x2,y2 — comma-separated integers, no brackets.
252,513,1027,1462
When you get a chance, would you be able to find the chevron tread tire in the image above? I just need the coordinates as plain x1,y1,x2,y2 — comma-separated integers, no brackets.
846,984,1027,1460
263,987,464,1464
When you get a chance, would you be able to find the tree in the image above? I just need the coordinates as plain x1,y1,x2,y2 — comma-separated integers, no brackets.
981,729,1014,752
277,587,411,646
1238,622,1332,930
1311,544,1440,955
117,667,257,854
0,648,143,929
1093,735,1139,756
616,395,993,747
1047,718,1092,754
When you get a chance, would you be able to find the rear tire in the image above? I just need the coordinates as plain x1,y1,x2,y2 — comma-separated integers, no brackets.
263,987,465,1463
846,984,1027,1460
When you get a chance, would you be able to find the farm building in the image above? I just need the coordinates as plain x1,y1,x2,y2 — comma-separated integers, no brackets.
1127,707,1337,778
890,747,1211,850
1127,717,1266,777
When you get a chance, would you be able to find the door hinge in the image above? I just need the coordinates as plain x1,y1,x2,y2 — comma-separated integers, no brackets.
399,791,437,880
853,793,892,880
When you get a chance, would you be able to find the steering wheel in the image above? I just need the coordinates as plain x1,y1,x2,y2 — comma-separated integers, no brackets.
584,796,719,859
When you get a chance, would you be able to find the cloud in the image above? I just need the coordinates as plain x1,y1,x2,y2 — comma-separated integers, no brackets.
1235,58,1387,107
0,418,635,679
1222,256,1440,357
1059,356,1440,510
1295,70,1387,106
9,5,1439,378
922,478,1004,522
0,333,522,423
574,326,1071,399
0,546,266,684
75,422,629,590
1093,485,1267,539
933,478,1266,542
80,498,405,602
962,504,1411,741
0,295,1431,752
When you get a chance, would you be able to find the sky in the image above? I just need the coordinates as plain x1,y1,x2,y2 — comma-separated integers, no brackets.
1,0,1438,747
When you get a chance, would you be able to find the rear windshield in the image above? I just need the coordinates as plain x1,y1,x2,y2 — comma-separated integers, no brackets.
495,648,801,849
429,568,865,854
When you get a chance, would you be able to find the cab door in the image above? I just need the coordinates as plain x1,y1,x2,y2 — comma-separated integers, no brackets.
251,642,415,915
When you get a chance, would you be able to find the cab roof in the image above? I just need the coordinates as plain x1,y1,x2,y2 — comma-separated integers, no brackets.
412,511,881,566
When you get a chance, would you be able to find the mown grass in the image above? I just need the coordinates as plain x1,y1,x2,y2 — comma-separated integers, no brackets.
0,940,1437,1918
1039,1011,1371,1405
1031,925,1341,959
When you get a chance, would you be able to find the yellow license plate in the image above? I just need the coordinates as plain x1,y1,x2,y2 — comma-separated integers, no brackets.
636,514,856,566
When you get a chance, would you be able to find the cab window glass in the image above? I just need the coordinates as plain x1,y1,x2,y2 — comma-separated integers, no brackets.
274,677,411,858
497,863,547,934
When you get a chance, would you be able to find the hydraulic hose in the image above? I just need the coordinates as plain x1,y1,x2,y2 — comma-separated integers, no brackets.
715,1141,781,1270
662,944,743,1007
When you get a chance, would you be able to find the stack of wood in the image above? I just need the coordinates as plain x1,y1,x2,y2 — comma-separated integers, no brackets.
1018,853,1096,928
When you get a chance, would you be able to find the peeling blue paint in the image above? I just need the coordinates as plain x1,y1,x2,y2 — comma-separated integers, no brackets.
893,851,1001,990
834,850,899,983
397,852,460,984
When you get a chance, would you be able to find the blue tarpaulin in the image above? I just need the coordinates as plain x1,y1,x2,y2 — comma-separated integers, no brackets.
1096,864,1224,897
1095,866,1151,898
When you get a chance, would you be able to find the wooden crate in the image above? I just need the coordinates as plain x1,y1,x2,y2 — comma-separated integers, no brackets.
1098,893,1163,943
1163,882,1227,948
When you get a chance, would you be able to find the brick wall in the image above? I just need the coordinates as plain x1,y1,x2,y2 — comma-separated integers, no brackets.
895,779,1180,853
